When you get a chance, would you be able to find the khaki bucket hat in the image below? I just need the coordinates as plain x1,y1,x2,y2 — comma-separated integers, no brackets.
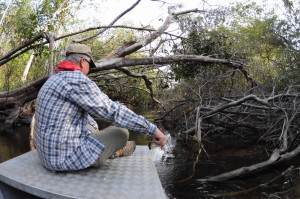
66,44,96,68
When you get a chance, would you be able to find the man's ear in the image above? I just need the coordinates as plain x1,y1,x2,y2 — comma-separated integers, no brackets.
79,58,84,69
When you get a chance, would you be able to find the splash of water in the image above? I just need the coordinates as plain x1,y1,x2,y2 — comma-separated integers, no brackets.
150,133,175,163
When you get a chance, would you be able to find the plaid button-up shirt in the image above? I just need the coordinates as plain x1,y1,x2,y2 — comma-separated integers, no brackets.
34,70,156,171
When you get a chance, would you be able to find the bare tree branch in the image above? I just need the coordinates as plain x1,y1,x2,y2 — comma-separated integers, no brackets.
73,0,142,43
202,94,271,118
0,0,12,26
117,67,154,97
0,34,44,66
98,9,202,60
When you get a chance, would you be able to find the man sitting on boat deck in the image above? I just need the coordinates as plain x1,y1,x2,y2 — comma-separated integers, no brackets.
33,43,166,172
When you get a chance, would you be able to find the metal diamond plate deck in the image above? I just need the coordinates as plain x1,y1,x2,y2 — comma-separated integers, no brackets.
0,146,166,199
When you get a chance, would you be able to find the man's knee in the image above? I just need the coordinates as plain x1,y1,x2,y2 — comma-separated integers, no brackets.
118,128,129,140
106,126,129,140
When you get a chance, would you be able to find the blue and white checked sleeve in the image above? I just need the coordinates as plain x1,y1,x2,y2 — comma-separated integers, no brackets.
68,77,157,137
87,114,98,130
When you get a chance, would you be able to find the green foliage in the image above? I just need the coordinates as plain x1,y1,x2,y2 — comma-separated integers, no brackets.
13,0,38,39
172,25,234,80
274,0,300,87
0,54,29,91
0,0,79,91
171,0,300,93
1,0,72,41
98,67,157,107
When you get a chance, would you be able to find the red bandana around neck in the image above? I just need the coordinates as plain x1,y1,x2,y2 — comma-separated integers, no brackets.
55,61,82,72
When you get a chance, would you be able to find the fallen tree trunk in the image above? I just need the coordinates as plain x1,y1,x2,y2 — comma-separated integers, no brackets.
0,77,48,126
197,144,300,182
0,76,48,110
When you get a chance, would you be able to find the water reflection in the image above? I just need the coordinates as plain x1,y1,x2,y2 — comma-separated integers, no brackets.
0,122,30,163
154,135,300,199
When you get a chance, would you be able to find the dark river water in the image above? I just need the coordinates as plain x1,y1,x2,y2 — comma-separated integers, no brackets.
1,111,300,199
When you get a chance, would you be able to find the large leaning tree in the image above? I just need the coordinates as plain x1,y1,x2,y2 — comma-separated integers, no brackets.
0,0,252,126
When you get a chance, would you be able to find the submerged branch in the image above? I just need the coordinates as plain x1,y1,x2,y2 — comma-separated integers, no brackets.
197,144,300,182
210,166,294,198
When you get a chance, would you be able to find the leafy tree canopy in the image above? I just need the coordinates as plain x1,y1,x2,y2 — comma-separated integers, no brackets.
171,0,299,90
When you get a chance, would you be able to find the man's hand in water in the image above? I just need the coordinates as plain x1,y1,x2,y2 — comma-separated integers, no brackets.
153,128,166,149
